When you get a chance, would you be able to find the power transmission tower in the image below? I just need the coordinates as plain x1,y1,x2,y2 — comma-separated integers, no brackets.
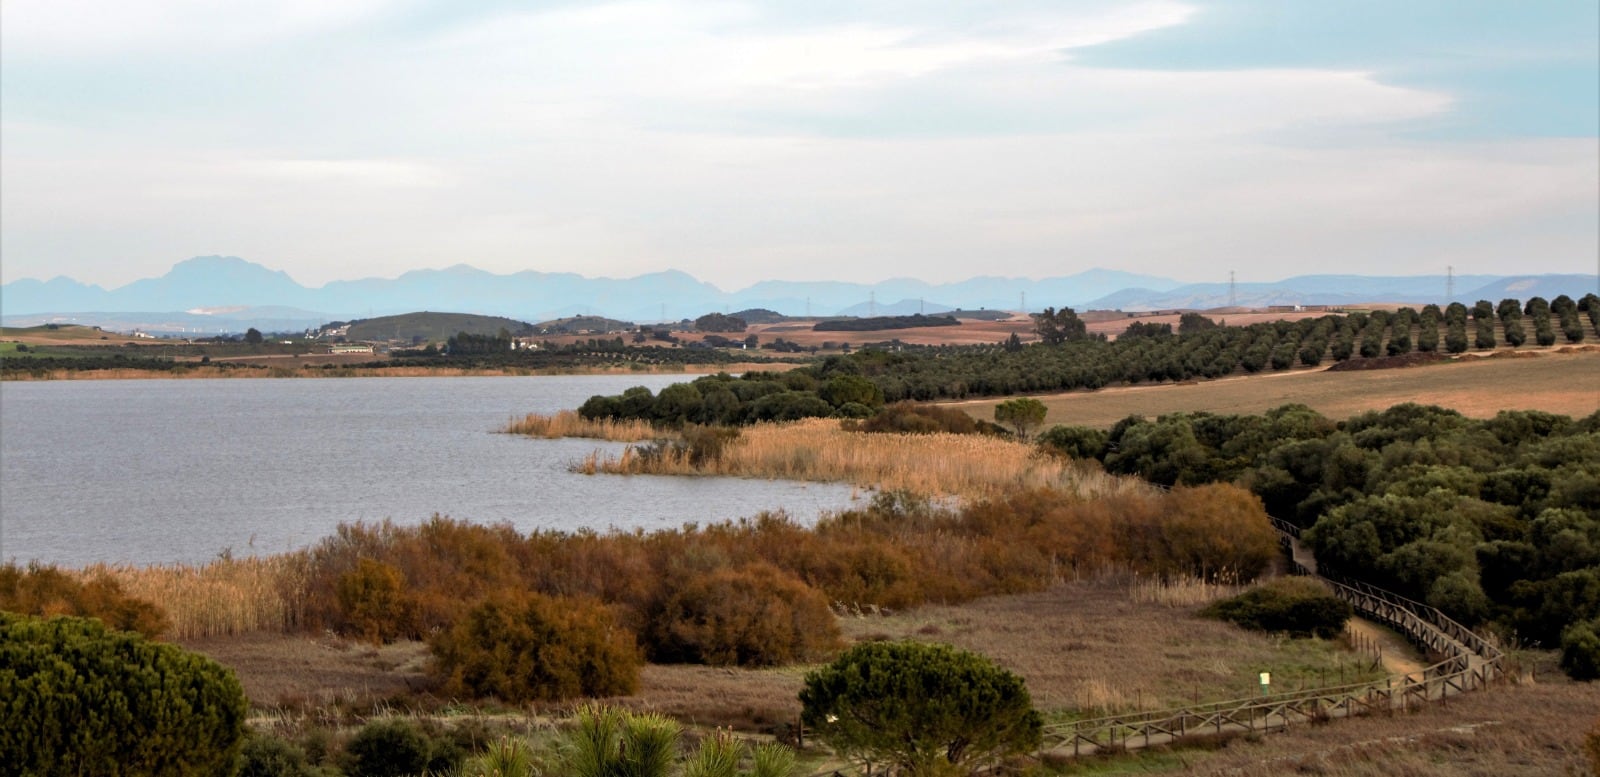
1228,271,1237,308
869,291,876,317
1020,291,1026,314
1446,265,1454,303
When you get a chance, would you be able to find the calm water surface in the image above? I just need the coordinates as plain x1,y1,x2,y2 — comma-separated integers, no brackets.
0,376,858,566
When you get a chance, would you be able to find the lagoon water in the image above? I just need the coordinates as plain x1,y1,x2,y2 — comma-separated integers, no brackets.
0,375,858,566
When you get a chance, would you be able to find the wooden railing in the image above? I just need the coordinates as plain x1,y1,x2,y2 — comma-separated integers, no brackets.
806,515,1507,773
1039,517,1504,757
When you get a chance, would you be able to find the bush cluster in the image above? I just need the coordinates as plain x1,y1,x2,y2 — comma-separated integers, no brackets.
1201,577,1353,638
1044,401,1600,676
431,592,641,702
295,482,1277,695
0,613,247,775
0,562,169,637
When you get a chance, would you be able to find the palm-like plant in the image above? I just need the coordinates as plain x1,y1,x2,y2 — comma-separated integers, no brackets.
561,704,682,777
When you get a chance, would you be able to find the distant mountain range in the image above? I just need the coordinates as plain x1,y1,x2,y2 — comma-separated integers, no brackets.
2,255,1595,334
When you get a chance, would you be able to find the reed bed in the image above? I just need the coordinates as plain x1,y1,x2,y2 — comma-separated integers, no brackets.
1128,573,1246,608
82,555,308,640
503,410,658,441
588,418,1147,500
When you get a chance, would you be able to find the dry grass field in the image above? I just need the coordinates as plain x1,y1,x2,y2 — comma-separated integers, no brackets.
183,575,1385,725
181,575,1600,776
953,347,1600,429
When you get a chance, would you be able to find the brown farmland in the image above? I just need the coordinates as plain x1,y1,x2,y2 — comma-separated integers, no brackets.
953,347,1600,429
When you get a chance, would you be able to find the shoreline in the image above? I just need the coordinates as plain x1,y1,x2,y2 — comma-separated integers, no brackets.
0,360,800,381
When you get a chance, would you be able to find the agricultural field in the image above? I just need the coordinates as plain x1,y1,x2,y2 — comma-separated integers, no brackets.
953,347,1600,429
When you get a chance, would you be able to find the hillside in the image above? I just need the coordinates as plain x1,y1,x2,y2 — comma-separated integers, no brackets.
345,312,534,342
11,256,1592,325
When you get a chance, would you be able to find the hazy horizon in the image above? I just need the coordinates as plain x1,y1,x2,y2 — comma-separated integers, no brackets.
3,1,1596,289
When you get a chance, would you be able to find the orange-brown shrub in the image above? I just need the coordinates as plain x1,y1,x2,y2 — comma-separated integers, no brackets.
336,558,418,644
430,592,640,702
0,562,169,637
282,483,1277,674
646,562,841,666
1123,484,1277,581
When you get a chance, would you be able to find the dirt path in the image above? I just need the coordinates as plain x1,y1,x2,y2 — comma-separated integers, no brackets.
1346,617,1427,675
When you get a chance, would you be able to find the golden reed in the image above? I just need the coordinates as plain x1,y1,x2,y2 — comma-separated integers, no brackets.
585,418,1145,500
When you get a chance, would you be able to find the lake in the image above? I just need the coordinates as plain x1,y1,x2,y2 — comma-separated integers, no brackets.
0,375,859,567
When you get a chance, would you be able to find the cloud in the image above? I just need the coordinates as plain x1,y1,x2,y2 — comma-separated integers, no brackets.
0,0,393,59
1,1,1594,289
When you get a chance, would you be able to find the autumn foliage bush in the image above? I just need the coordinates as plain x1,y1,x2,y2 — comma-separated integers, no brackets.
291,482,1276,682
0,562,169,637
647,562,840,666
430,592,641,702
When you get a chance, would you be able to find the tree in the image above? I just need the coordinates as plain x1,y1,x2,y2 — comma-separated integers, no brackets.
244,327,264,345
695,313,748,333
1178,312,1218,334
800,641,1041,776
1033,306,1087,345
0,613,248,776
995,397,1047,440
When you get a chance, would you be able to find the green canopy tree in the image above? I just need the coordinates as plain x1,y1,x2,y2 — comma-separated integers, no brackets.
1032,306,1087,345
0,613,248,776
995,397,1047,441
799,641,1041,776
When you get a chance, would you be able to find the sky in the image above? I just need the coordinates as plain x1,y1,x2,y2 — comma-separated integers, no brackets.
2,0,1596,290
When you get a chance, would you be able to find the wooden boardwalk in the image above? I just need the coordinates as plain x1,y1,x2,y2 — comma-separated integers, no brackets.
804,517,1506,775
1038,518,1504,759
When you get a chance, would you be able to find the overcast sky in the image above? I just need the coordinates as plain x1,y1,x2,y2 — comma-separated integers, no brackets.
3,0,1596,290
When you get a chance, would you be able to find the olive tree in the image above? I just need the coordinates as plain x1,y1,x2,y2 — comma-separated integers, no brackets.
800,641,1042,776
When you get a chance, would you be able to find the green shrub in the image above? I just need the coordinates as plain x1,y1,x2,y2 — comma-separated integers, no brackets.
431,592,641,702
561,705,680,777
648,562,840,666
1036,424,1108,460
1562,618,1600,681
847,401,979,435
458,736,540,777
343,718,432,777
800,641,1041,776
1201,576,1353,638
0,612,247,776
238,733,318,777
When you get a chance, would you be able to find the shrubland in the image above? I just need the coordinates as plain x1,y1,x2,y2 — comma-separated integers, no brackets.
1040,402,1600,677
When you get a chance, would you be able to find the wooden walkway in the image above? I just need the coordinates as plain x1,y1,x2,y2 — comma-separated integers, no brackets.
1038,518,1504,758
805,516,1506,775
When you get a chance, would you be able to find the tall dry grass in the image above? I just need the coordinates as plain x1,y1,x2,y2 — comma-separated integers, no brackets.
589,418,1146,500
1128,573,1246,608
83,554,309,640
504,410,658,441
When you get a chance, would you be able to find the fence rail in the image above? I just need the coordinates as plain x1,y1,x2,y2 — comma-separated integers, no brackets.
806,516,1506,774
1039,519,1504,758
